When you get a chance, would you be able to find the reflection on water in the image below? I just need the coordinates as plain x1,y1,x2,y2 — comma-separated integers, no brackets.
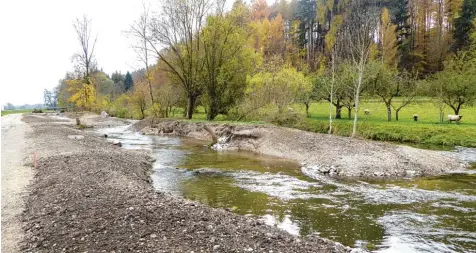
99,126,476,252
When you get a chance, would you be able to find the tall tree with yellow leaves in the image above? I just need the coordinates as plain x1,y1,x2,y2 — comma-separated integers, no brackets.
380,8,398,68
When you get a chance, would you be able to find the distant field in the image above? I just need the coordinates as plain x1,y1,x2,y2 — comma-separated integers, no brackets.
1,109,32,116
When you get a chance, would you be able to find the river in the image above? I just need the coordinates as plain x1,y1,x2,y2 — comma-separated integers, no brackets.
97,125,476,252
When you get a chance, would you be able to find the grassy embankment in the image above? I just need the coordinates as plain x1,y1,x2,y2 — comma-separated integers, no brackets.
168,98,476,148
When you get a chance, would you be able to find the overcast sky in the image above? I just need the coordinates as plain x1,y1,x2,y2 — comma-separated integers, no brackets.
0,0,154,106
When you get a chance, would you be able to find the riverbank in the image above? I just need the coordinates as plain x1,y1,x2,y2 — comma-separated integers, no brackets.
18,113,351,252
158,101,476,148
136,119,467,178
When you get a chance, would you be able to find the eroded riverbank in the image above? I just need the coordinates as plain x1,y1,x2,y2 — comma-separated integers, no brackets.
136,119,468,178
19,113,351,252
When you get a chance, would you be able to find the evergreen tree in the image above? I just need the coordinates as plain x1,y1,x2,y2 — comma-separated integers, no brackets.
111,71,125,85
124,71,134,91
393,0,412,70
454,0,476,51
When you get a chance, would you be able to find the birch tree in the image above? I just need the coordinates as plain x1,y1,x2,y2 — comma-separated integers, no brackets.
128,5,155,104
73,15,97,83
344,0,378,137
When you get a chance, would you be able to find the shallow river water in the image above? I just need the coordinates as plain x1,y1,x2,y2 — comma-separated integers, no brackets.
98,126,476,252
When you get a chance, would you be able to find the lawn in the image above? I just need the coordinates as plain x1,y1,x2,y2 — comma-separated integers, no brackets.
294,98,476,148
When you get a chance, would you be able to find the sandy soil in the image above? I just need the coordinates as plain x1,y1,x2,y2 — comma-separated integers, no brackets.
18,114,351,252
1,114,34,252
137,119,465,177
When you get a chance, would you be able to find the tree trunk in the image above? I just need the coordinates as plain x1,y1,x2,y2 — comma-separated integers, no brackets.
148,82,154,105
453,104,461,115
329,99,333,134
305,102,310,118
347,107,352,119
335,105,342,119
386,103,392,121
206,105,218,121
186,95,197,119
351,67,363,138
395,109,400,121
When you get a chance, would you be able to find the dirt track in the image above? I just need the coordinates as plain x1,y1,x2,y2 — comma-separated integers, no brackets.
16,113,351,253
1,114,34,252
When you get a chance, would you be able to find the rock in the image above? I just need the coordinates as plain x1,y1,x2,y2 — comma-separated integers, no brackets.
213,245,220,251
319,167,330,173
68,135,84,140
162,127,173,134
100,111,109,118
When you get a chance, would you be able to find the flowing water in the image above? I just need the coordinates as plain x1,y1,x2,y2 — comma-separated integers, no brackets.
97,126,476,252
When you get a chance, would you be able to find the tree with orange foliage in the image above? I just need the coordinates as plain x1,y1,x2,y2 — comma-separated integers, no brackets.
251,0,269,21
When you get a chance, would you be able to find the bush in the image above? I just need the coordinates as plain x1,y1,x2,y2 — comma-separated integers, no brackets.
32,108,43,113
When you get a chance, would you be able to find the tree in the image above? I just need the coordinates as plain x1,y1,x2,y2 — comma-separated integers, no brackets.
72,15,97,83
130,82,148,119
453,0,476,51
380,8,398,68
251,0,270,21
148,0,212,119
4,103,15,110
124,72,134,91
201,3,254,120
238,66,310,121
295,0,316,64
128,5,155,104
111,71,125,96
344,0,378,137
68,79,97,111
368,61,418,121
44,89,57,108
151,62,185,118
391,71,419,121
393,0,412,70
429,52,476,115
324,14,344,132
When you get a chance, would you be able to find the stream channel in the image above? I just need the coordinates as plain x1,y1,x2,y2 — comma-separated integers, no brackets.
97,125,476,252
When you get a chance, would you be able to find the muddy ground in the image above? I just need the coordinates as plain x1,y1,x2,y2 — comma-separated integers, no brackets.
137,119,465,177
19,113,352,253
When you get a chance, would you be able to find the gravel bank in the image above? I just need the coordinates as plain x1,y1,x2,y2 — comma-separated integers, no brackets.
20,114,351,252
137,119,465,177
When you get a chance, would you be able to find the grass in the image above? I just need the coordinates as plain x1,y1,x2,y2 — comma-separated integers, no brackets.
1,109,33,116
167,98,476,148
295,99,476,148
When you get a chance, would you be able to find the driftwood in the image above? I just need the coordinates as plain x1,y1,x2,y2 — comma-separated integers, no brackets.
76,118,81,126
203,125,218,143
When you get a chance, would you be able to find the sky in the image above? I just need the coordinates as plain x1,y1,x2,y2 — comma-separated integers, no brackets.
0,0,152,106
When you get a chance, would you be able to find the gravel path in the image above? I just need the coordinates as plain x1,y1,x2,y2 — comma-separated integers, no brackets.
19,114,351,253
1,114,34,252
